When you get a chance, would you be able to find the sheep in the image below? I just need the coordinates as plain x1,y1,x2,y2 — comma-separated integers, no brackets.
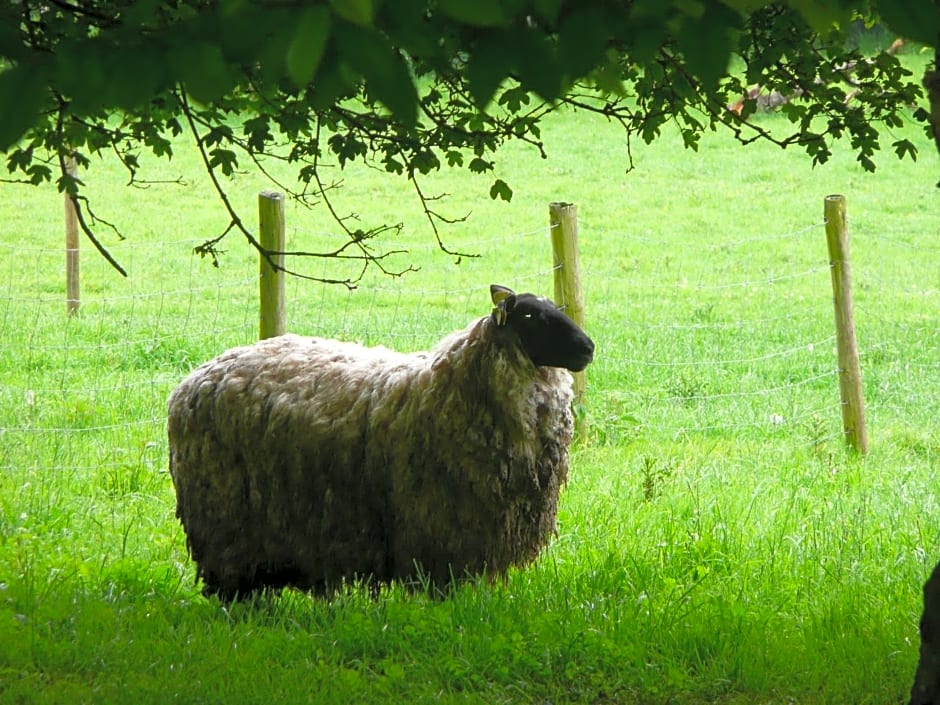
910,558,940,705
167,284,595,599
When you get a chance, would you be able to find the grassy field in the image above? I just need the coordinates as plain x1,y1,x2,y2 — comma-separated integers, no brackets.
1,79,939,704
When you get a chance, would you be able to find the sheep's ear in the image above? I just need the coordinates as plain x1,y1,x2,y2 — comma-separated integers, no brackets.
490,284,515,305
490,284,516,326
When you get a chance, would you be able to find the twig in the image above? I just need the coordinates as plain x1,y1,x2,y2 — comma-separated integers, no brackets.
54,102,127,277
409,174,477,260
178,88,396,287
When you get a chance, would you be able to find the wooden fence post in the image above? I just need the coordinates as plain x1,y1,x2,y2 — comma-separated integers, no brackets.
65,154,80,316
258,190,286,339
824,194,869,454
549,201,587,411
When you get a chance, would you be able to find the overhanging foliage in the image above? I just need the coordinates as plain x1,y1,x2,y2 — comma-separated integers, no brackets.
0,0,935,283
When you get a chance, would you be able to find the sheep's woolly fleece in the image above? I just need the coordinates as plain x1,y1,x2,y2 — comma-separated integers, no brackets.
168,313,579,597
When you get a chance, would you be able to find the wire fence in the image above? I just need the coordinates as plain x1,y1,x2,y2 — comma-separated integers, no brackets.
0,198,937,481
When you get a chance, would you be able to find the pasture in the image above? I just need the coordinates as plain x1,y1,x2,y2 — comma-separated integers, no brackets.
0,90,938,704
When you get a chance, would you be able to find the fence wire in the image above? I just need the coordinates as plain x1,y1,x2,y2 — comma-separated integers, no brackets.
0,208,935,479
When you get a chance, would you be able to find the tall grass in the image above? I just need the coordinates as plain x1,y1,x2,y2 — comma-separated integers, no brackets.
0,86,938,704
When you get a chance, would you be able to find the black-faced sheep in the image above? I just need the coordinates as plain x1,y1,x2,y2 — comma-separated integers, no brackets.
167,285,595,599
910,559,940,705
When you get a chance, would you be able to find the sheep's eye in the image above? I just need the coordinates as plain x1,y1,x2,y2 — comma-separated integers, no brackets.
523,313,533,319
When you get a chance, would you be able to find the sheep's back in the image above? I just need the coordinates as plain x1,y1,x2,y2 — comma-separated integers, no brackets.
167,334,422,594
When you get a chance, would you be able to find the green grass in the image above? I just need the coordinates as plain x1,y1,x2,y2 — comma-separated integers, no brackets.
1,89,939,704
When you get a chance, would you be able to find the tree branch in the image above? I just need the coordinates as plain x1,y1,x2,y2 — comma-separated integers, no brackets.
178,87,411,287
54,101,128,277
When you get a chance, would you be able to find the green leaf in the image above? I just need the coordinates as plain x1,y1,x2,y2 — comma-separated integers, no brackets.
531,0,564,25
334,23,418,124
558,7,610,79
27,163,52,185
718,0,768,11
466,34,512,110
437,0,508,27
208,148,239,175
787,0,852,33
328,132,368,167
592,51,627,96
0,14,22,60
121,0,165,27
173,43,233,103
489,178,513,201
305,54,357,110
674,0,706,20
383,155,404,174
625,17,668,65
0,65,46,151
410,149,440,174
243,115,274,152
108,45,170,111
469,157,493,173
497,86,530,112
7,147,32,173
384,0,440,56
513,28,562,100
286,6,332,88
675,4,737,89
875,0,939,46
330,0,374,26
893,139,918,161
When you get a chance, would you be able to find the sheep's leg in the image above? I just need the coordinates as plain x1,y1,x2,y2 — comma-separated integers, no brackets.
199,570,252,602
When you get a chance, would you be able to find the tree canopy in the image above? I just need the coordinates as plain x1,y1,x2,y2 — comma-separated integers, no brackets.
1,0,936,284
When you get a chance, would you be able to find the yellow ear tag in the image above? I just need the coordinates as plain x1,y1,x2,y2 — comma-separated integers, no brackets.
489,284,515,327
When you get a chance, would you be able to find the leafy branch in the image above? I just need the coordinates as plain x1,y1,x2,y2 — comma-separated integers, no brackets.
178,88,415,287
0,0,933,281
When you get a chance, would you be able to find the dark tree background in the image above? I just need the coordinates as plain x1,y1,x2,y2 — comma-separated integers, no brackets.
0,0,936,284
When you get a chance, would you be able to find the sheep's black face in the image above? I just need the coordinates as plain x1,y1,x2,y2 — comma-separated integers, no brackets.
490,285,595,372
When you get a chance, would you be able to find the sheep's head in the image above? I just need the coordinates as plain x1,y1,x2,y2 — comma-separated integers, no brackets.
490,284,595,372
